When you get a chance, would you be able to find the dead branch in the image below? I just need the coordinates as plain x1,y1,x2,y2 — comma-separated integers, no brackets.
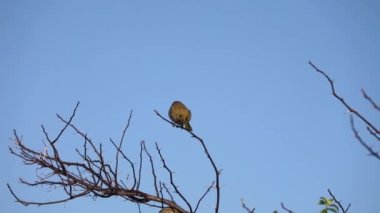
154,110,221,213
328,189,351,213
309,61,380,159
155,142,193,212
240,198,255,213
309,61,378,134
7,102,195,213
194,181,215,212
142,141,160,197
281,202,294,213
114,109,133,187
361,89,380,112
350,115,380,159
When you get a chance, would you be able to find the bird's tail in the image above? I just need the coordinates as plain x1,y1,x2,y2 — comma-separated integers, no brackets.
184,122,192,131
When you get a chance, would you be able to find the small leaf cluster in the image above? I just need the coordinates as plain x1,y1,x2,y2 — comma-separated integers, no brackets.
319,197,339,213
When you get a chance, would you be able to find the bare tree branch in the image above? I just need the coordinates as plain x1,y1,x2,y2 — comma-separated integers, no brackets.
154,110,221,213
194,181,215,213
7,183,91,206
328,189,351,213
52,101,80,145
281,202,294,213
155,142,193,213
109,138,137,189
309,61,380,159
240,198,255,213
8,103,193,213
137,141,144,190
142,141,160,197
367,126,380,141
350,115,380,159
163,183,174,202
361,89,380,112
309,61,379,135
114,110,133,187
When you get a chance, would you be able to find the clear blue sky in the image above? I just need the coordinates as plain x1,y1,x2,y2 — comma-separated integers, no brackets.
1,1,379,212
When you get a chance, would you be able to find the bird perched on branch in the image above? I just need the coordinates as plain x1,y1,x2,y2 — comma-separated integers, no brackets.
159,207,180,213
168,101,192,131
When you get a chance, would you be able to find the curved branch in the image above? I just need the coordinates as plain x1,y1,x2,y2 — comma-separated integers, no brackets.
361,89,380,112
309,61,379,134
154,110,221,213
194,181,214,213
7,183,91,206
328,189,351,213
309,61,380,159
114,110,133,186
240,198,255,213
350,115,380,159
52,101,80,145
142,141,160,197
155,143,193,213
281,202,294,213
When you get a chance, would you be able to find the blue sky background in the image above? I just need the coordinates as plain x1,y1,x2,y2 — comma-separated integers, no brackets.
1,1,379,212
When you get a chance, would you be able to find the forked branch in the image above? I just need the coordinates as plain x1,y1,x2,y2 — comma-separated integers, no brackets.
328,189,351,213
154,110,221,213
7,102,193,213
309,61,380,159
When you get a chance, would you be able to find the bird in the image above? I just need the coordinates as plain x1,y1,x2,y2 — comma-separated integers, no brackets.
168,101,192,131
159,207,180,213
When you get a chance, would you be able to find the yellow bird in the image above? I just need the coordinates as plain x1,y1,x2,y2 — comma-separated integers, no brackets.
168,101,192,131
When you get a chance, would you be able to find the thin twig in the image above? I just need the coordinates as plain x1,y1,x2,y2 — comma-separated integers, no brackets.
155,142,192,213
7,183,91,206
281,202,294,213
109,138,137,189
163,183,174,201
240,198,255,213
52,101,80,144
350,115,380,159
159,182,165,207
115,110,133,186
142,141,160,197
194,181,215,213
137,141,144,190
361,89,380,111
328,189,351,213
367,126,380,141
309,61,379,134
310,61,380,159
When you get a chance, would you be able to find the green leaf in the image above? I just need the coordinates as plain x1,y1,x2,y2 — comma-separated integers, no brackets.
328,204,339,213
327,207,338,213
330,204,339,210
320,209,328,213
319,197,327,205
326,198,335,206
